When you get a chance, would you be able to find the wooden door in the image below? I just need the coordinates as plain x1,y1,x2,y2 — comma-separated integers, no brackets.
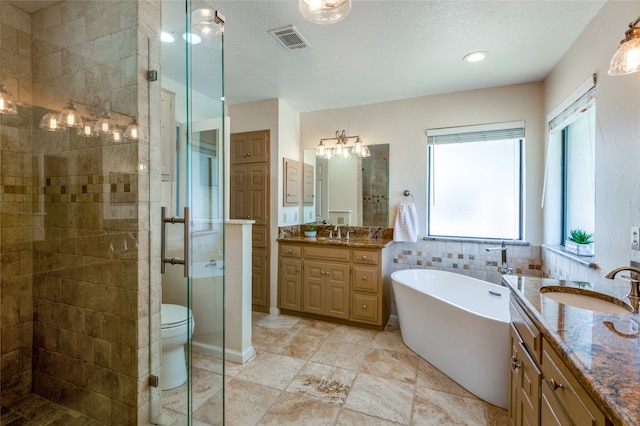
303,163,314,205
315,157,328,222
284,158,300,205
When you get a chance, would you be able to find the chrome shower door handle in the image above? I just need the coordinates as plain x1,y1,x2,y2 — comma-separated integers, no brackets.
160,206,190,277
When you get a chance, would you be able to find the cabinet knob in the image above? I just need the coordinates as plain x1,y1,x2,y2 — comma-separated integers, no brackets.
246,153,252,157
549,379,564,391
295,268,300,272
362,276,367,280
362,304,367,309
511,356,520,370
287,249,292,253
362,255,367,260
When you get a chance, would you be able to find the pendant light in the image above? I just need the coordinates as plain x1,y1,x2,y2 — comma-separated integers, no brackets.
0,81,17,114
298,0,351,25
608,16,640,76
94,100,113,134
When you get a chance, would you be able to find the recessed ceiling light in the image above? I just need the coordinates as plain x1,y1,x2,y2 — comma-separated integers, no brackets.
183,32,202,45
161,31,174,43
464,51,488,63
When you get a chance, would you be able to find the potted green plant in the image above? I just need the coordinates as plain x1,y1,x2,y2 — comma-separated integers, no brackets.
565,228,594,256
304,226,317,237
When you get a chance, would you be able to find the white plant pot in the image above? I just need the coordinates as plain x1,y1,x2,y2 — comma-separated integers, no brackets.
304,231,317,237
565,240,594,256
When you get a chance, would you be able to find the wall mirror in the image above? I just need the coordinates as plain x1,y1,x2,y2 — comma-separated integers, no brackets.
303,144,389,227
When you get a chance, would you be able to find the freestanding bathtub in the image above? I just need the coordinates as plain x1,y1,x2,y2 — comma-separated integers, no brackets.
391,269,510,408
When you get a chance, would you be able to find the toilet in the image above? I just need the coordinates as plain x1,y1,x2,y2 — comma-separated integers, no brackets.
161,303,195,390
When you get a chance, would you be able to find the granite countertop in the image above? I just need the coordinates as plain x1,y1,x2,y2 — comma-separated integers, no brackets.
503,275,640,426
276,234,395,249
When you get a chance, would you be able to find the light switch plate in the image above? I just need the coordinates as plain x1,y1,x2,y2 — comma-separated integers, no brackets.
632,226,640,250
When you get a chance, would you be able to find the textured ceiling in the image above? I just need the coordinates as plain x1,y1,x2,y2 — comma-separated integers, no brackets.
7,1,608,113
161,0,607,112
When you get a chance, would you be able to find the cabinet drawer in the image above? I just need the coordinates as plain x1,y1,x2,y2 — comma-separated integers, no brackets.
352,249,379,265
353,266,378,293
303,246,350,262
510,298,541,363
280,244,302,258
541,340,607,426
352,293,379,323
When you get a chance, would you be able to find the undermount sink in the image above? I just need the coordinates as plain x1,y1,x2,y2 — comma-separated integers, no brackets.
540,286,632,314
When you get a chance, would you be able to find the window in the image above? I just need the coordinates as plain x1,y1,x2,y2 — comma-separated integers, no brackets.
555,89,596,243
427,122,524,240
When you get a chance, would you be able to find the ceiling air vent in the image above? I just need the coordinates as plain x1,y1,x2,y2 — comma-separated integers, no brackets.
269,25,309,50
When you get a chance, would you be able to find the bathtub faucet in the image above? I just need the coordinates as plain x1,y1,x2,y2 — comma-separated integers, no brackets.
486,241,513,275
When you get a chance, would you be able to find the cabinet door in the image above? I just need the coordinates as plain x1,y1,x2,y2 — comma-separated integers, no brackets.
510,325,541,426
252,247,268,309
230,130,268,164
284,158,300,205
303,163,314,205
230,163,268,225
541,383,572,426
279,258,301,311
303,261,324,315
324,263,350,320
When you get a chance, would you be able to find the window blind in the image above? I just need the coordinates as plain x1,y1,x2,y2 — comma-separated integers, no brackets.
548,85,596,133
427,121,525,145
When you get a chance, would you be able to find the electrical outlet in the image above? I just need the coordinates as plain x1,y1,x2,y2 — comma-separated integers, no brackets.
632,226,640,250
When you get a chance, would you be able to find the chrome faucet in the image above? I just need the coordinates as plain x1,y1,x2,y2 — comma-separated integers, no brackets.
335,225,342,239
604,266,640,298
486,241,513,275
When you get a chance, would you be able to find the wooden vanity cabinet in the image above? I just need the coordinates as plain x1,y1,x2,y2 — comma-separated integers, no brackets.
278,242,390,328
509,295,610,426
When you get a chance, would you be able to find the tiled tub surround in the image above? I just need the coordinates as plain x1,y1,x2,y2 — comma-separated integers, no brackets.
391,239,543,284
503,275,640,426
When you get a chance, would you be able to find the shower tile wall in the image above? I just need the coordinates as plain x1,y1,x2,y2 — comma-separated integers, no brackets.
1,1,161,424
1,3,36,406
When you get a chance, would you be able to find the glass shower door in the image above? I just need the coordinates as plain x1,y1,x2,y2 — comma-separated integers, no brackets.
156,0,225,424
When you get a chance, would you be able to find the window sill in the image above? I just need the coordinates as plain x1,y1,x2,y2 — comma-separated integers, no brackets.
423,236,530,246
543,244,598,269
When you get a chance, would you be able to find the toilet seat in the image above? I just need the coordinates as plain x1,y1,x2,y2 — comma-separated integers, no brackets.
161,303,193,329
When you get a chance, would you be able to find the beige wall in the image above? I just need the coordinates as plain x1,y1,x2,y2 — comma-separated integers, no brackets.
543,0,640,274
300,82,545,244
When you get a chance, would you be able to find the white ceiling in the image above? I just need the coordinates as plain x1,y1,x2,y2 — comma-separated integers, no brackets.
163,0,607,112
8,0,608,113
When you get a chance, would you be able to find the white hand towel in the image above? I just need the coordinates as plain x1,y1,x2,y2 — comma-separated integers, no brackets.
393,202,419,242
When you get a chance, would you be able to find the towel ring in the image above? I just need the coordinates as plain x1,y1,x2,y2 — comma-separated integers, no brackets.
399,190,414,203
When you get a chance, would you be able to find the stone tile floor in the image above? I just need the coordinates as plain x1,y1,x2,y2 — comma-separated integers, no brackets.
162,313,509,426
1,313,509,425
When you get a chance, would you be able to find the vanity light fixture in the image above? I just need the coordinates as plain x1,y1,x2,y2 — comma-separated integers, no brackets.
608,16,640,76
124,117,139,140
94,100,113,134
0,81,17,114
463,51,488,63
109,126,124,143
298,0,351,25
315,130,371,159
58,99,83,128
39,110,66,132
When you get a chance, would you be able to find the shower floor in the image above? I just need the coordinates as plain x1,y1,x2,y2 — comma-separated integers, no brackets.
0,393,104,425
